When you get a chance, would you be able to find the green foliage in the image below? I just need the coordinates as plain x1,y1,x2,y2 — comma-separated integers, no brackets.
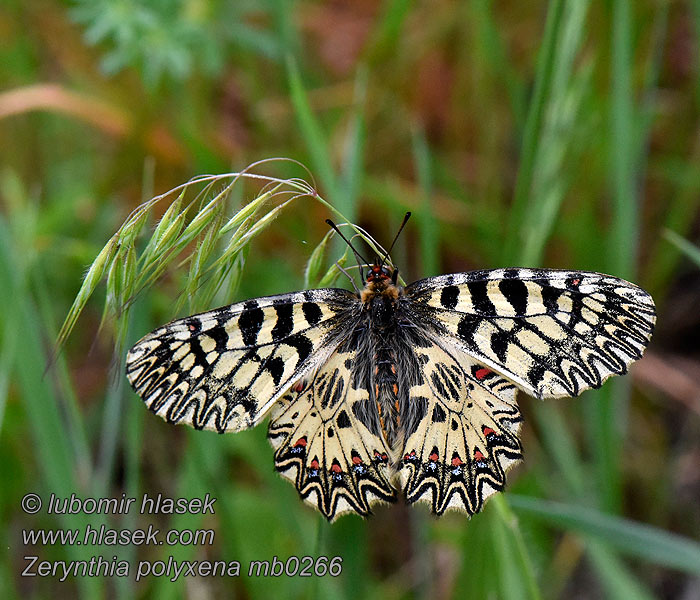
70,0,286,85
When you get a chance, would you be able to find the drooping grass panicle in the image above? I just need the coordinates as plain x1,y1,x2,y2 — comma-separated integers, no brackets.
55,161,345,360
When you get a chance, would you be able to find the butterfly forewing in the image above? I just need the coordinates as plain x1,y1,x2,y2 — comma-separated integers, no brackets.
126,289,357,433
405,269,656,399
268,344,397,520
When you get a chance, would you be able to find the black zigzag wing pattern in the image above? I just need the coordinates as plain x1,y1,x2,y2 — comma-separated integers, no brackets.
126,289,358,433
404,269,656,399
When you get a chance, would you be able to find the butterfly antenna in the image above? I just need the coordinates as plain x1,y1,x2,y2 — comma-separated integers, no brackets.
325,219,370,274
380,212,411,267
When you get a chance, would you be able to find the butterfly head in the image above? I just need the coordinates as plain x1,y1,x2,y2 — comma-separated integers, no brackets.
362,263,401,303
365,263,396,284
325,212,410,298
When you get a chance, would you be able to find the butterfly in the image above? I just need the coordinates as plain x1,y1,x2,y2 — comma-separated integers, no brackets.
125,213,656,520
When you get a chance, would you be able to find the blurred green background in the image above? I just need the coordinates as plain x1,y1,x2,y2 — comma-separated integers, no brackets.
2,0,700,598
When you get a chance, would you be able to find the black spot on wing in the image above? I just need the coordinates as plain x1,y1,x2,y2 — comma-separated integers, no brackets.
403,396,429,437
189,339,208,368
336,410,351,429
527,363,546,389
541,285,563,315
285,333,313,362
490,330,510,362
431,403,446,423
457,315,480,342
185,317,202,334
430,371,448,399
440,286,459,310
302,302,323,326
498,278,529,316
238,301,264,346
565,274,583,289
207,325,229,351
467,280,496,314
265,356,285,385
568,292,584,328
271,302,294,341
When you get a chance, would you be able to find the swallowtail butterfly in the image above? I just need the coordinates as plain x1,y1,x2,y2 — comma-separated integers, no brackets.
126,213,655,520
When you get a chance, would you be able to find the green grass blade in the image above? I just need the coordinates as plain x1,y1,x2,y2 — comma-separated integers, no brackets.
337,66,368,225
509,495,700,576
502,0,565,263
590,0,638,517
663,229,700,268
364,0,412,63
608,0,637,279
411,125,439,277
286,55,337,200
491,495,543,600
587,541,656,600
470,0,527,132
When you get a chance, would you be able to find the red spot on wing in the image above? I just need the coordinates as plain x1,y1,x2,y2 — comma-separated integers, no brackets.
331,463,342,474
310,458,320,469
451,455,463,467
352,455,362,465
475,368,492,380
482,427,496,437
294,437,307,448
474,450,485,461
429,451,439,462
374,450,388,463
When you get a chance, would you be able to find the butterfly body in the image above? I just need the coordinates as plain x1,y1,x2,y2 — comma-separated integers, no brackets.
127,261,655,520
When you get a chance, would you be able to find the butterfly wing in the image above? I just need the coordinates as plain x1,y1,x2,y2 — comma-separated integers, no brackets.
126,289,358,433
398,336,523,515
404,269,655,399
268,341,397,520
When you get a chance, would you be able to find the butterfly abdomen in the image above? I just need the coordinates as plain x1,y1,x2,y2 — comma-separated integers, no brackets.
372,340,402,447
359,280,404,448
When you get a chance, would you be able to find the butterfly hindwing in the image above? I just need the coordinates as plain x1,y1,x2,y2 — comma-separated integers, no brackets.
267,344,397,520
126,289,357,433
405,269,655,399
399,338,523,515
